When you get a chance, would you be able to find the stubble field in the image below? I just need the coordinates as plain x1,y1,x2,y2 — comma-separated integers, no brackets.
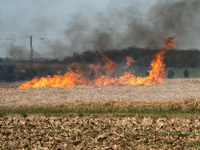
1,78,200,108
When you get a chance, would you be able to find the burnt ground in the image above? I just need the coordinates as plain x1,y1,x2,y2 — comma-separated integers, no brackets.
0,78,200,108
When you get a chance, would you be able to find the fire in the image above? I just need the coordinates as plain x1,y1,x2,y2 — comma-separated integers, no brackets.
125,56,137,69
18,37,177,89
162,37,178,49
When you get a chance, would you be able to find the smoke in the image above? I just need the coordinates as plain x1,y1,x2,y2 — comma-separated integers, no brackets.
147,0,200,49
8,43,29,60
47,5,142,57
3,0,200,59
46,0,200,58
8,44,41,60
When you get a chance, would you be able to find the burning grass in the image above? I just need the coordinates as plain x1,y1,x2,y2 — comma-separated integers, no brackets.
18,50,166,89
17,37,177,89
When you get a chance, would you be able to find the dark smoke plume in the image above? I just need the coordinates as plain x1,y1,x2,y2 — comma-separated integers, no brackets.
8,45,30,60
147,0,200,49
7,0,200,59
8,44,41,60
47,0,200,58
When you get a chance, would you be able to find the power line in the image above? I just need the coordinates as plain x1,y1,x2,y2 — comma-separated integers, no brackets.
0,36,60,41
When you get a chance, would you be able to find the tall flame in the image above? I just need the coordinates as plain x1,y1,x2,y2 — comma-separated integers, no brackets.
18,37,177,89
125,56,137,69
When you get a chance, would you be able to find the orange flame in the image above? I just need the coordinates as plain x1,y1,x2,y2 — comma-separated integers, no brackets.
125,56,137,69
162,37,178,49
18,37,177,89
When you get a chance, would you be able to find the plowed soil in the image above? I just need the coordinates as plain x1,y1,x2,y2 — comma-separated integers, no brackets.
1,115,200,149
0,78,200,108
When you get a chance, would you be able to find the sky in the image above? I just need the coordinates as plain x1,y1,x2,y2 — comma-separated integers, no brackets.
0,0,200,59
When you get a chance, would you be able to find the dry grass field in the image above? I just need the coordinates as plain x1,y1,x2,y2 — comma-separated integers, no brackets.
1,78,200,149
1,78,200,108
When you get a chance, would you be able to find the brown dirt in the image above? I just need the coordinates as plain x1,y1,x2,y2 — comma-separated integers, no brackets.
1,115,200,149
0,78,200,108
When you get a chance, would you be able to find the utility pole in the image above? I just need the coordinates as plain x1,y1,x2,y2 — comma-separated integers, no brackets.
30,36,33,70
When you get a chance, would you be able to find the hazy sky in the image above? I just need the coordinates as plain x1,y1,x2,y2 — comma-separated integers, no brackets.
0,0,154,37
0,0,200,59
0,0,156,58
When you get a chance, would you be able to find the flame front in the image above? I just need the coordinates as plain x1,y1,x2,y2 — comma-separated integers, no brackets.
18,37,177,89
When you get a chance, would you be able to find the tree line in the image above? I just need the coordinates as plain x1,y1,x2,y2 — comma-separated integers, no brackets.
1,47,200,68
61,47,200,68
